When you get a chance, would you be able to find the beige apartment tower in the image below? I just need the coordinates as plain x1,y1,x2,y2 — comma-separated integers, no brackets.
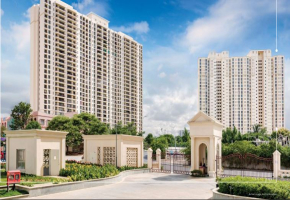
30,0,143,132
198,50,284,134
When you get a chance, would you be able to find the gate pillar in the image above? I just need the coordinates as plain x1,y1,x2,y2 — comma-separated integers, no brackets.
147,148,153,169
156,148,161,169
190,137,195,171
273,150,281,178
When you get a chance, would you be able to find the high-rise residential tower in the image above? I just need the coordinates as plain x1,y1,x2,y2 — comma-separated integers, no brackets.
198,50,284,134
30,0,143,132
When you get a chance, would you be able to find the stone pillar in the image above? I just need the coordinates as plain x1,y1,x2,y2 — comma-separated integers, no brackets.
273,150,281,178
208,136,215,177
191,137,195,170
147,148,153,169
156,148,161,169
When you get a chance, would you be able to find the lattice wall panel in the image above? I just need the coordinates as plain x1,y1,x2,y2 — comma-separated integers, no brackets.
103,147,116,165
97,147,101,165
126,148,138,167
43,149,50,168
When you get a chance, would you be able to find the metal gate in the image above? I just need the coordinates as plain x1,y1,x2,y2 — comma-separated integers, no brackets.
151,152,191,175
216,153,273,178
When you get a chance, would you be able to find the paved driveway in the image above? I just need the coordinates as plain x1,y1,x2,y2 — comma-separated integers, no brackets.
31,173,215,199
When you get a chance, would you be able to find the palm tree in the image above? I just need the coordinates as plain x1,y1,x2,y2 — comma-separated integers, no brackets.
182,128,190,142
252,124,261,133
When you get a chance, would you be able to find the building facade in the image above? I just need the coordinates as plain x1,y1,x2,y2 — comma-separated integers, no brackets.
30,0,143,132
198,50,284,134
1,117,13,130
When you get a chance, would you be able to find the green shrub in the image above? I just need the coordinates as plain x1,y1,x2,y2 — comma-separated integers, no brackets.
218,176,290,199
1,163,6,171
191,170,206,177
59,163,119,181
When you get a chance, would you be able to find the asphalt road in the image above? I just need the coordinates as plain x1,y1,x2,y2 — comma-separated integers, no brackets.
30,173,215,199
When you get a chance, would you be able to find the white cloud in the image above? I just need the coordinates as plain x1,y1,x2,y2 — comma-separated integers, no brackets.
143,45,197,135
72,0,110,17
23,8,31,19
182,0,290,53
157,64,163,71
72,0,93,10
112,21,149,34
1,9,4,16
145,46,190,70
1,20,31,115
158,72,166,78
143,87,198,135
2,21,30,53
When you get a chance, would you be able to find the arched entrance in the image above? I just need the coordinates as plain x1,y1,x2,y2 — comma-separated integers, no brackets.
198,143,207,167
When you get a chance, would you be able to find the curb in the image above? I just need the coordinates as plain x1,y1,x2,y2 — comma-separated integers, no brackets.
16,168,150,197
0,194,29,199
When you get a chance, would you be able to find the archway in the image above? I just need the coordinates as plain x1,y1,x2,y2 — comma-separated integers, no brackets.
199,143,208,167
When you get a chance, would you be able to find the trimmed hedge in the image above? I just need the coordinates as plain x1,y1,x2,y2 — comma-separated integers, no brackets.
191,170,206,177
117,164,148,172
66,160,101,166
218,176,290,199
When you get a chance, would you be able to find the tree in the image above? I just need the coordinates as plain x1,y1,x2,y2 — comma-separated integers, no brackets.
145,133,154,146
25,121,41,129
277,128,290,136
111,121,139,136
47,115,71,131
47,113,110,149
181,140,191,156
72,113,109,135
260,127,267,135
252,124,261,133
182,128,190,143
151,137,168,153
159,134,175,147
10,102,33,130
46,115,80,148
222,126,241,144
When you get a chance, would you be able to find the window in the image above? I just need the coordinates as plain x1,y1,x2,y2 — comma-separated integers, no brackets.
40,119,45,125
16,149,25,169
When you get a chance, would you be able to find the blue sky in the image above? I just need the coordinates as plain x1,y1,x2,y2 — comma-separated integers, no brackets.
1,0,290,135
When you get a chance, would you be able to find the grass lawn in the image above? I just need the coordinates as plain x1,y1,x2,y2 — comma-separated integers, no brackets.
0,171,69,187
0,189,28,198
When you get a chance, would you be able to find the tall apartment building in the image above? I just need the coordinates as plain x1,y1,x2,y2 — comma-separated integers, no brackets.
30,0,143,132
198,50,284,134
